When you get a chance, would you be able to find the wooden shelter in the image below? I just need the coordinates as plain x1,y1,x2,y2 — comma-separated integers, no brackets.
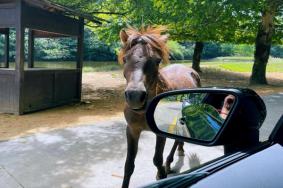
0,0,101,114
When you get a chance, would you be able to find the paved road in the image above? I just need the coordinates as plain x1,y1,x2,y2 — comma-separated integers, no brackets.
260,92,283,141
0,93,282,188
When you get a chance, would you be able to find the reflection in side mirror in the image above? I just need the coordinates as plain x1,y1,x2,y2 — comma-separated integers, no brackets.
153,92,236,142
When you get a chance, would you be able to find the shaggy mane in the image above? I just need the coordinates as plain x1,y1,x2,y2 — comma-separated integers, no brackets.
118,26,170,64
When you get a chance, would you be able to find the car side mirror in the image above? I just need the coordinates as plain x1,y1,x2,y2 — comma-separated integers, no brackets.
146,88,266,150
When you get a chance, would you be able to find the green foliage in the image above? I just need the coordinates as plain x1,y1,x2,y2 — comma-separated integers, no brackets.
220,44,235,57
33,28,117,61
1,0,282,64
0,28,117,62
34,37,77,60
167,41,185,60
201,43,241,58
163,42,241,60
49,0,283,45
1,28,282,61
202,43,222,58
83,28,117,61
0,35,4,59
169,42,257,59
8,29,16,61
50,0,283,48
271,45,283,57
233,44,254,56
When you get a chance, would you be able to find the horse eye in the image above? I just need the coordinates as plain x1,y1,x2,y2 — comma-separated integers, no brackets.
123,57,127,64
156,58,162,65
131,39,138,47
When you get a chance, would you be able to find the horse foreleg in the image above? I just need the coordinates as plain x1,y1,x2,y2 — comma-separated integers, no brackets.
122,126,140,188
153,135,167,180
177,141,185,156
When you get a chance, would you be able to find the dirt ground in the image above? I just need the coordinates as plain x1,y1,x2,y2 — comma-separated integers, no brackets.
0,68,283,141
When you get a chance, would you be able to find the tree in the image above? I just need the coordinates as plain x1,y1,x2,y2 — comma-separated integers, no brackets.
250,0,283,84
50,0,283,83
157,0,283,79
192,42,204,72
56,0,239,70
152,0,243,72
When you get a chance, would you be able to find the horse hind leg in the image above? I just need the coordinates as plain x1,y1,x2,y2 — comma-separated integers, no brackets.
122,126,141,188
177,141,185,156
165,140,179,174
153,135,167,180
165,141,185,173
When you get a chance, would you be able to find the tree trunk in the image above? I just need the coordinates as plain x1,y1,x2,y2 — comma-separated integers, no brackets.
192,41,204,73
250,3,276,85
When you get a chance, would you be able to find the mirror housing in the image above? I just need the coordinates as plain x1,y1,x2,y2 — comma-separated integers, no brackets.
146,88,266,153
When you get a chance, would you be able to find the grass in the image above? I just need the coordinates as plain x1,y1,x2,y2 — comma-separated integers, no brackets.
2,56,282,73
172,56,283,73
218,62,283,73
83,61,121,72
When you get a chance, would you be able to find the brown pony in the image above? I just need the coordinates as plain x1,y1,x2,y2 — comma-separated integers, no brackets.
119,26,201,188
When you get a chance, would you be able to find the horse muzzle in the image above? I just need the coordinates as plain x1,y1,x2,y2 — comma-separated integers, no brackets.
125,90,148,110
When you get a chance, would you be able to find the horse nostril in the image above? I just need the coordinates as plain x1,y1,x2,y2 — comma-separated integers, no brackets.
125,91,130,101
139,91,147,102
125,90,147,104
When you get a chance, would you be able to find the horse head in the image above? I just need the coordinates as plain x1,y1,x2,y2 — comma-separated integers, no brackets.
118,26,169,111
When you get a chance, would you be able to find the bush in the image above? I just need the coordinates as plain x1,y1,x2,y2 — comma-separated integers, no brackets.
220,44,235,56
232,44,254,56
0,35,4,58
180,42,194,59
167,40,185,60
271,45,283,58
1,27,281,62
202,43,222,58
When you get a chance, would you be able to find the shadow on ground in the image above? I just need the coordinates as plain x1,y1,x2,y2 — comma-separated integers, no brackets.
0,121,127,188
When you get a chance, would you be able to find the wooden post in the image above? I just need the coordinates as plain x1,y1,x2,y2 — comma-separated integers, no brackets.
28,29,34,68
4,28,9,68
15,0,25,115
76,18,84,100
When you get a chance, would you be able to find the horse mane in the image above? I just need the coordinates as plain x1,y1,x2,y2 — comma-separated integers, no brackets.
118,26,170,64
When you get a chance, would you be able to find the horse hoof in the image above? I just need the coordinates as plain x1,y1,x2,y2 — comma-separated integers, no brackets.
165,165,172,174
165,166,175,174
178,150,185,156
156,167,167,180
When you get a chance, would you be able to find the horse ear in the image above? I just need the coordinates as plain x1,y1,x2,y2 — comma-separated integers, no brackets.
120,29,129,45
160,34,169,43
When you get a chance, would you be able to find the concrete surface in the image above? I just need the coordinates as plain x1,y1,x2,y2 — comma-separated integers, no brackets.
0,93,282,188
0,121,224,188
260,92,283,141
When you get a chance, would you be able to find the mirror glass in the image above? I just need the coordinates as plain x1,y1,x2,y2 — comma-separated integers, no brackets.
154,92,236,141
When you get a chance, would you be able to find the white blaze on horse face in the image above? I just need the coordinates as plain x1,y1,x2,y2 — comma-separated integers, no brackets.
124,65,148,110
124,44,148,93
124,71,147,109
125,69,146,93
